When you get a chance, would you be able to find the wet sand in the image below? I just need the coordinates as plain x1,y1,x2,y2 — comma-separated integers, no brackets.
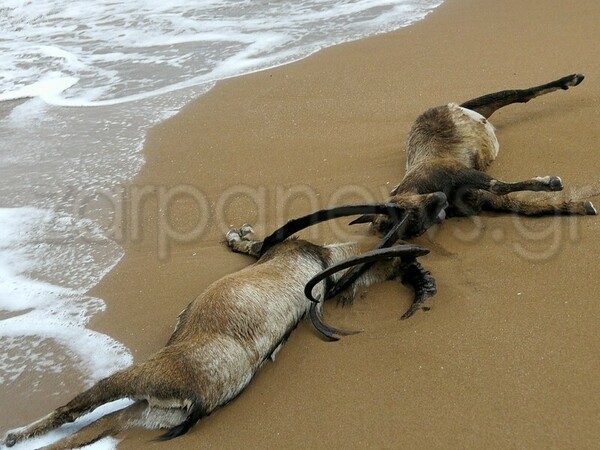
9,0,600,447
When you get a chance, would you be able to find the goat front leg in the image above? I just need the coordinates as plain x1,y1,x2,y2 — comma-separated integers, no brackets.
350,258,437,319
225,224,263,258
398,260,437,319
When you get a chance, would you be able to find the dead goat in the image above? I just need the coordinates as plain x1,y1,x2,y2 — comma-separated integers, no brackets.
352,73,597,237
2,204,436,450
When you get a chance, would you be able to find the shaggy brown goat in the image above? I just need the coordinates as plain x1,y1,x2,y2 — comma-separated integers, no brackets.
2,204,437,450
352,73,596,237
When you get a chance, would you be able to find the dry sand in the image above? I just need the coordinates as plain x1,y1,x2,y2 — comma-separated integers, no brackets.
9,0,600,448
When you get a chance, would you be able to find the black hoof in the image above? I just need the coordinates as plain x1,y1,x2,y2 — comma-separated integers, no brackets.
548,176,563,191
225,229,241,245
5,433,17,447
560,73,584,89
401,304,429,320
584,201,597,215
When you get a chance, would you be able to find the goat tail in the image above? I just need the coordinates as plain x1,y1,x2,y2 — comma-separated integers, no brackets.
158,401,205,441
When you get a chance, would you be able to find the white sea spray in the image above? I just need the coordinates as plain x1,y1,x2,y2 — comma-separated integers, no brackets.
1,0,443,105
0,207,132,384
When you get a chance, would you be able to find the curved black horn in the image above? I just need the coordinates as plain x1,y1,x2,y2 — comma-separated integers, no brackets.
308,298,361,341
348,214,374,225
259,203,406,257
305,245,429,340
305,245,430,304
324,216,408,300
333,191,447,298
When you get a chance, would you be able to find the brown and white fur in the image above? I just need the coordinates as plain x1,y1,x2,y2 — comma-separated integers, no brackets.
356,74,597,237
2,224,429,449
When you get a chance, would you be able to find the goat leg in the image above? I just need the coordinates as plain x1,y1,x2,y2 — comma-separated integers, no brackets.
459,73,584,119
453,166,565,195
488,176,563,194
399,260,437,320
225,224,263,258
460,189,597,216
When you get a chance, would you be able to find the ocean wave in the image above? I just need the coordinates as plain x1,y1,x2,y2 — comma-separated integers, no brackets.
0,0,442,106
0,207,132,385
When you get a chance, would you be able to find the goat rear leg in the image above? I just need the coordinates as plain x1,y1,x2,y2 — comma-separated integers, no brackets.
3,371,132,447
40,401,150,450
460,73,584,119
454,167,564,195
477,190,597,216
226,224,262,258
489,175,564,195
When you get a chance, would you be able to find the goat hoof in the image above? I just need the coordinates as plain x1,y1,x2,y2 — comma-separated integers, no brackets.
4,433,17,447
225,229,241,245
239,224,255,239
561,73,584,89
400,305,418,320
548,176,563,191
584,201,597,215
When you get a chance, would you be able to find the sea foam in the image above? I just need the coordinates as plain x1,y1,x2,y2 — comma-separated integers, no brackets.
0,207,132,385
0,207,132,447
1,0,443,106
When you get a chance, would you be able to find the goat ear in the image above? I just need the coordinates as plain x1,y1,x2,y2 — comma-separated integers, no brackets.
424,191,448,217
349,214,374,225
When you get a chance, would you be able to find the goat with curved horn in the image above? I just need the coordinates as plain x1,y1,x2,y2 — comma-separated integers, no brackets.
3,222,433,449
356,74,596,240
227,217,436,340
325,191,446,302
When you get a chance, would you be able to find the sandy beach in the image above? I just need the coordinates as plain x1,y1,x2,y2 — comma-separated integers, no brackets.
5,0,600,448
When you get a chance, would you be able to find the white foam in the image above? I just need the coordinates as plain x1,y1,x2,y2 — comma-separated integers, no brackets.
0,75,79,102
0,0,443,106
0,207,132,385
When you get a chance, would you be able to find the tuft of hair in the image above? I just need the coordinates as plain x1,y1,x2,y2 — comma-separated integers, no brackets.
157,403,205,441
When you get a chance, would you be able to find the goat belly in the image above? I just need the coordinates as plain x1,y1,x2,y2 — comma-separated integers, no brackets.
183,256,323,412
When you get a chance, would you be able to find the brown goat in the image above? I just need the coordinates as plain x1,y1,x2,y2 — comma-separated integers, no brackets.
352,74,596,237
2,205,435,449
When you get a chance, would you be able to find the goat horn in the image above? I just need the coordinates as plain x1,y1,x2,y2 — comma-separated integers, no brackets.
348,214,374,225
259,203,406,257
308,297,361,341
305,245,429,341
305,244,429,304
324,216,408,300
